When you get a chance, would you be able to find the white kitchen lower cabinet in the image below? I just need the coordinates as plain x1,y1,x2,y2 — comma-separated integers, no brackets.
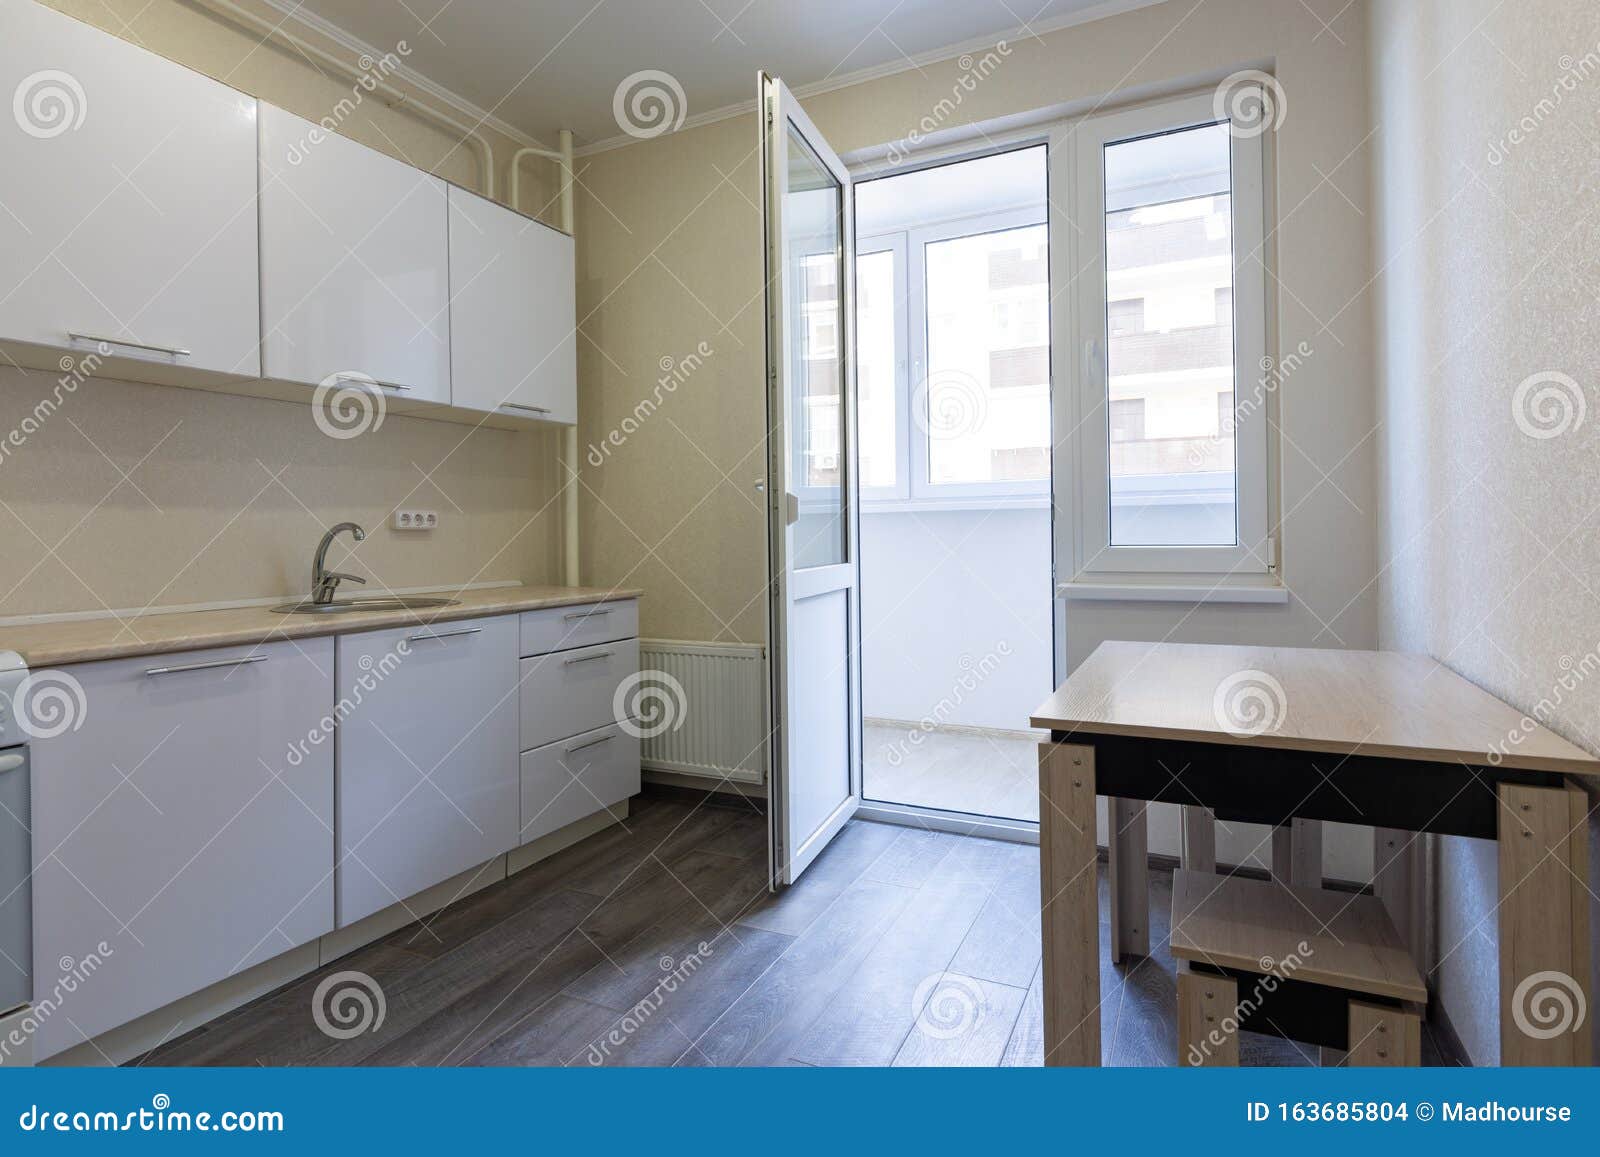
519,723,640,846
336,616,519,927
519,600,638,656
519,639,640,753
29,639,335,1060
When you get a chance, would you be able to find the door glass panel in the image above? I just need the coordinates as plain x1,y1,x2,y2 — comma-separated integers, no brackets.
1102,122,1237,546
924,224,1051,487
786,127,847,569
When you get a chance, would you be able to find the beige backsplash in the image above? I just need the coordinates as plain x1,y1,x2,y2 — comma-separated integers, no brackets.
0,368,563,617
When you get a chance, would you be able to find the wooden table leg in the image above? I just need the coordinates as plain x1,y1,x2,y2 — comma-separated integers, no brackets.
1178,962,1238,1066
1497,778,1593,1066
1347,1000,1422,1066
1108,797,1149,959
1039,740,1101,1066
1271,818,1323,888
1182,806,1217,873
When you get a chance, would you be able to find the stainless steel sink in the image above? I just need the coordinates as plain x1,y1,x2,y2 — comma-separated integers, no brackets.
269,596,460,615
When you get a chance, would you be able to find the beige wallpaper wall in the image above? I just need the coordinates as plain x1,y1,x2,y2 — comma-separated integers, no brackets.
574,0,1380,657
0,0,567,617
1370,0,1600,1064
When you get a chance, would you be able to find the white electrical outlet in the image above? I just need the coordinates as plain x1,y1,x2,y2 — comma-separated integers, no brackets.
392,509,438,531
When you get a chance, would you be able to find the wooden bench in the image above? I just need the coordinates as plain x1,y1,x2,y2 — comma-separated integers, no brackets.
1169,869,1427,1066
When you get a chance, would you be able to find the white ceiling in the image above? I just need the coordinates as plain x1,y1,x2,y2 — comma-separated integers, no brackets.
275,0,1157,151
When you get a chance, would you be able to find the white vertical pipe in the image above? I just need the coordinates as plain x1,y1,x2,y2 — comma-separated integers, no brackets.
559,129,580,587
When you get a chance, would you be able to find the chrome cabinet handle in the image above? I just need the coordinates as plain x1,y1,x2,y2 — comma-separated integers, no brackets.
406,627,482,643
498,402,551,414
563,609,611,621
145,655,267,676
69,331,191,358
564,733,614,755
334,373,411,392
563,650,614,666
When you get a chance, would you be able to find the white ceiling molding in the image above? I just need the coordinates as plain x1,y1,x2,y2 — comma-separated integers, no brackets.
255,0,554,151
572,0,1171,157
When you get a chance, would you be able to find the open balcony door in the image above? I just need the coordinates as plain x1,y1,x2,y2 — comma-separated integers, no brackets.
760,73,862,887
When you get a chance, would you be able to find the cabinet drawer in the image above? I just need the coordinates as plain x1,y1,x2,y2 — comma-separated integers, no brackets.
520,639,639,751
519,723,640,846
519,599,638,657
29,638,334,1059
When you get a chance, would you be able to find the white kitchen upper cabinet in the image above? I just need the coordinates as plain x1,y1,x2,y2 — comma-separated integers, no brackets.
0,0,261,377
258,104,451,402
29,639,335,1060
336,616,520,927
447,186,577,423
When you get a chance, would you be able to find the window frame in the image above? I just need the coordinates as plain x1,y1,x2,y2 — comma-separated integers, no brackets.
855,203,1052,508
1057,88,1274,580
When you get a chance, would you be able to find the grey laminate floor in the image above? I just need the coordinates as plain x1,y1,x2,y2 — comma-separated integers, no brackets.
137,791,1462,1067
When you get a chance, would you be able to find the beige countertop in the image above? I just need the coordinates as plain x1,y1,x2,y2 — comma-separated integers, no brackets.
0,585,643,668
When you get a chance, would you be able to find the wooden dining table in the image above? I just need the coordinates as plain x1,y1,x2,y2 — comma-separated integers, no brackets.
1031,640,1597,1066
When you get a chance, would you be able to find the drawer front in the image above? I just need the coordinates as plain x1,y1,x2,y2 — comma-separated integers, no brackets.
519,599,638,657
336,616,520,927
519,723,640,846
29,638,335,1059
520,639,639,752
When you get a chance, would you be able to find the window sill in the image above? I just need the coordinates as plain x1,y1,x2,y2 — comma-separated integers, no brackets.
1057,582,1288,605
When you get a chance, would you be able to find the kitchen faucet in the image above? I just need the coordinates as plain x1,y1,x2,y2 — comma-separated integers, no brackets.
310,522,367,605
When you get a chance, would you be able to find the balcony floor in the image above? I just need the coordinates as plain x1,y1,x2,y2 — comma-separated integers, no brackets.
863,721,1043,822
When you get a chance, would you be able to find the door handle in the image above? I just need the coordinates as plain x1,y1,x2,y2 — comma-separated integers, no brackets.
785,492,800,526
0,753,22,774
406,627,483,643
144,655,267,676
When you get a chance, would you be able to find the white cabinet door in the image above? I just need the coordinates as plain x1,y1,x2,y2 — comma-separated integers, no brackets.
519,639,639,752
519,722,639,846
447,186,576,423
336,616,519,927
29,639,335,1060
258,104,450,402
0,0,260,376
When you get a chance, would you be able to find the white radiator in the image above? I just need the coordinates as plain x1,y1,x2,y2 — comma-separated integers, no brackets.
637,639,766,785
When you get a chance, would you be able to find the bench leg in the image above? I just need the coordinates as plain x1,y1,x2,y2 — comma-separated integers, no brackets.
1108,797,1149,959
1497,779,1593,1066
1271,818,1323,888
1178,962,1238,1066
1182,806,1216,873
1347,1000,1422,1066
1039,741,1101,1066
